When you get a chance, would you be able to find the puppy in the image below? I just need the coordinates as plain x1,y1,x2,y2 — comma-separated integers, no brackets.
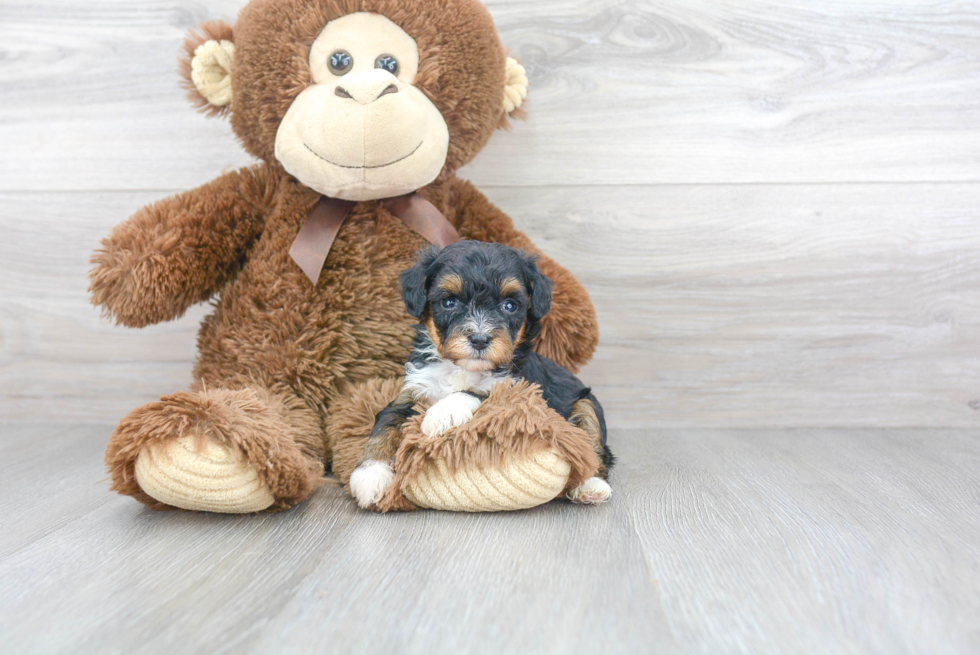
349,241,615,509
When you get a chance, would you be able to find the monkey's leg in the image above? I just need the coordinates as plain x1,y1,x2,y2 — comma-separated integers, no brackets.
105,384,324,513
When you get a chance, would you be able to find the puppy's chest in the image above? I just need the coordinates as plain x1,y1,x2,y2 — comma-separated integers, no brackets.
404,360,514,403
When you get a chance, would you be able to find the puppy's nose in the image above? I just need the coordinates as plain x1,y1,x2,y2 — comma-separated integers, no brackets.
468,334,492,351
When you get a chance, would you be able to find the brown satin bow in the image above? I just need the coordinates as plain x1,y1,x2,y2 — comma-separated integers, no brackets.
288,193,461,285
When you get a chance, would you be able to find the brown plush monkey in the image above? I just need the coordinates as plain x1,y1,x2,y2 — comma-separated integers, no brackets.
91,0,602,513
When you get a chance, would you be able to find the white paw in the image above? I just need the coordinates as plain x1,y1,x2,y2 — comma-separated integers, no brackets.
349,460,395,509
420,392,482,438
567,477,612,505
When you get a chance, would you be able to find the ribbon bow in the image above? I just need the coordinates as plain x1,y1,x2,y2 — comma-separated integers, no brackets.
288,193,460,285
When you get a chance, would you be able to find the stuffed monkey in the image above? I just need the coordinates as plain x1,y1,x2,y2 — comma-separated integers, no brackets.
92,0,602,513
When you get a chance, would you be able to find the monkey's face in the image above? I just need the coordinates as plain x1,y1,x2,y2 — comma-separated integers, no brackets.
274,13,450,201
401,241,554,373
181,1,530,199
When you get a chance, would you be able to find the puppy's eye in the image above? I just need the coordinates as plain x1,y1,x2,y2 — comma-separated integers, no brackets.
329,51,353,75
441,297,458,309
502,299,518,313
375,54,399,75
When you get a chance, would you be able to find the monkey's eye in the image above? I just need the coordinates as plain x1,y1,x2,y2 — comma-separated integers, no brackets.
329,51,353,75
502,299,518,313
441,297,458,310
375,54,399,75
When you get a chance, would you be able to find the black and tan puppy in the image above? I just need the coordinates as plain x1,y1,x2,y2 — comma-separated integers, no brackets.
350,241,614,509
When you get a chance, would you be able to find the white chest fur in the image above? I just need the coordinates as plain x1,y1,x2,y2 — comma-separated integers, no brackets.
404,358,513,404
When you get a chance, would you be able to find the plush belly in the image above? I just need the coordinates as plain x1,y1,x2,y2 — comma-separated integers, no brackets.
193,207,428,400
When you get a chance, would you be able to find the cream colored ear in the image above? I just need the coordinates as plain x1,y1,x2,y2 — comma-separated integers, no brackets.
191,39,235,107
503,57,529,113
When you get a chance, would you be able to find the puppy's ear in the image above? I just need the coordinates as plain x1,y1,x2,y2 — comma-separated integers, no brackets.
401,246,441,319
522,255,553,319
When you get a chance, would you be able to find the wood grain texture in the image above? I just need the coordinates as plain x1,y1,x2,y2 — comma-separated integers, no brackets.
0,425,674,655
2,425,978,654
625,427,980,655
1,1,979,191
4,184,980,426
485,183,980,427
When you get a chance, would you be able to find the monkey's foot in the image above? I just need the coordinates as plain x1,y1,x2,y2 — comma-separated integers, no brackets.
135,435,275,513
105,387,324,513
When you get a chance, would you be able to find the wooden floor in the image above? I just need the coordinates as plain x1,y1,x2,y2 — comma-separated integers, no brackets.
1,424,978,654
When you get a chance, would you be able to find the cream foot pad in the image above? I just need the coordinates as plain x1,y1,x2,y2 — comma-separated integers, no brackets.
134,436,275,513
404,449,572,512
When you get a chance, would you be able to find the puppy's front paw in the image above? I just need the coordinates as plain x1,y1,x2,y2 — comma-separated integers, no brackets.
349,460,395,509
421,392,483,438
567,477,612,505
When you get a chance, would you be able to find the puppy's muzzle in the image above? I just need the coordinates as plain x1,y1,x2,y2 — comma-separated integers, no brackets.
440,327,515,372
467,333,491,351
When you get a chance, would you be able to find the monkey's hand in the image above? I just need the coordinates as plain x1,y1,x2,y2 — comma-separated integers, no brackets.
89,167,272,327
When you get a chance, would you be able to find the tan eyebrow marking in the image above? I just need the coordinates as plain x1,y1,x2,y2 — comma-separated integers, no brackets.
438,274,464,295
500,277,523,297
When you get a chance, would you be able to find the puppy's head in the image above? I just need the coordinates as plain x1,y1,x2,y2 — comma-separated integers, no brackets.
401,241,553,372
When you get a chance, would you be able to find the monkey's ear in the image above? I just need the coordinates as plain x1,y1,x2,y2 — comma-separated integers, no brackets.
502,57,529,115
401,246,442,320
179,21,235,117
522,254,553,319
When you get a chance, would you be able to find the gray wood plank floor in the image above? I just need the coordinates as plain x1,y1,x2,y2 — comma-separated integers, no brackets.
2,424,978,655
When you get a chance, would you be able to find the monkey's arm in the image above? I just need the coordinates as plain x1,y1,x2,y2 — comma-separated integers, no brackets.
89,165,277,328
448,179,599,373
